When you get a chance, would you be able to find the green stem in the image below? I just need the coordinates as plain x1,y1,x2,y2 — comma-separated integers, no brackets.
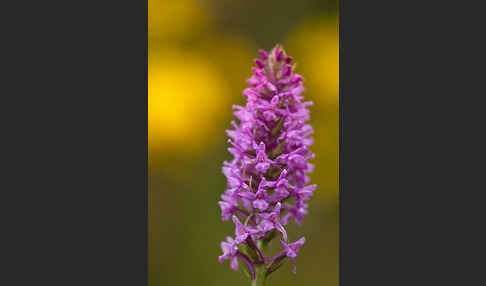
251,264,267,286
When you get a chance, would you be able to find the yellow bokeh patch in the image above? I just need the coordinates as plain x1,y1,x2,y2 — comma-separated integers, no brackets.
287,18,339,105
149,51,229,154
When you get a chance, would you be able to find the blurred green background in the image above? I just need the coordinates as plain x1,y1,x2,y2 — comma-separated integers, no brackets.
149,0,338,285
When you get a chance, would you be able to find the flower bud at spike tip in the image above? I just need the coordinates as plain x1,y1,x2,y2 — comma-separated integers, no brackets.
258,49,269,60
218,45,315,280
282,64,292,77
254,59,265,69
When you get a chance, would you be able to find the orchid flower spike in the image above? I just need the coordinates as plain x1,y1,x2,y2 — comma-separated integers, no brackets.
218,45,316,281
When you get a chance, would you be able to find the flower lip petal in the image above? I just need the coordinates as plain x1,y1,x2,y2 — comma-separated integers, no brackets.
253,199,269,211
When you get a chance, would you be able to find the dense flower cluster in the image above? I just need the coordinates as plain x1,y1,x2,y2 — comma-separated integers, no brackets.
218,45,316,278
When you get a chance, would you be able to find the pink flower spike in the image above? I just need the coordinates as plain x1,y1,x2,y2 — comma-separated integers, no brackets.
218,45,315,277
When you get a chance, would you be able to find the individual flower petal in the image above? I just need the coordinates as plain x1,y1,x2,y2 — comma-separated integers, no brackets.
280,237,306,273
218,236,238,263
232,215,258,244
253,199,269,211
257,203,287,240
218,201,234,221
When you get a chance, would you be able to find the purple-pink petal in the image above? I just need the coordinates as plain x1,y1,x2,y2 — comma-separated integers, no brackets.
253,199,269,211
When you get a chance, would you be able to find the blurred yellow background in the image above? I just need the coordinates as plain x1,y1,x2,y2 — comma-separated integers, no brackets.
149,0,338,285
